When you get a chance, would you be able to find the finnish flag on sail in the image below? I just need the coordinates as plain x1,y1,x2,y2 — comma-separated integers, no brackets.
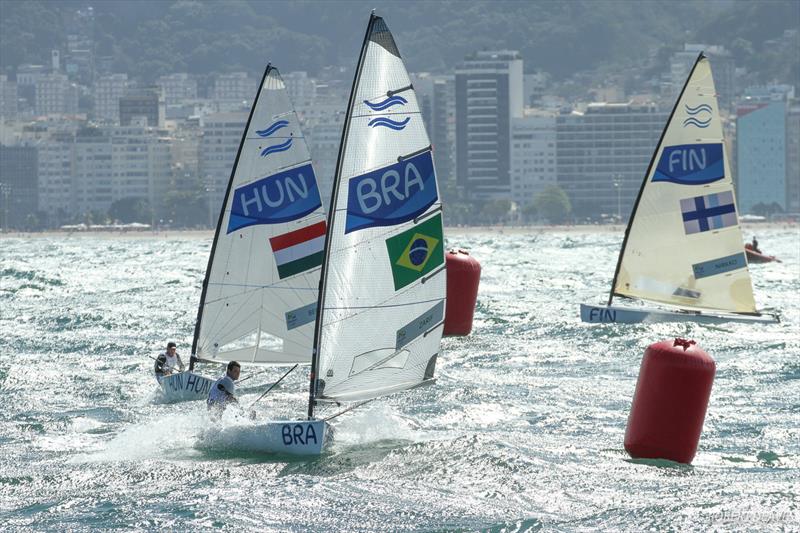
680,191,738,235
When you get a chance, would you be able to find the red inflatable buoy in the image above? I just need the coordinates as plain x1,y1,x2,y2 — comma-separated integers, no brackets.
443,249,481,336
624,338,715,464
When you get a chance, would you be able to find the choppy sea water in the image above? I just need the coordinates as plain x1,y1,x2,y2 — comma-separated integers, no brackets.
0,227,798,531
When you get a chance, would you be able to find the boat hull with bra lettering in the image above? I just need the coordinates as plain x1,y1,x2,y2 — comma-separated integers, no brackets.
580,303,778,324
201,419,330,456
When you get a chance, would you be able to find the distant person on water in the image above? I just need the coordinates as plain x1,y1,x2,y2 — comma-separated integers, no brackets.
207,361,241,413
154,342,185,377
751,236,761,254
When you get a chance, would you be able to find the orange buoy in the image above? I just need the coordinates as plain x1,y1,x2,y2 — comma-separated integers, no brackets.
624,338,715,464
443,249,480,336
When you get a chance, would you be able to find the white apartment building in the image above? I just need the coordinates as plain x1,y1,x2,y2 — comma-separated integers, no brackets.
199,112,247,210
94,73,129,122
211,72,254,107
0,75,18,120
34,73,79,116
156,73,198,107
510,112,556,206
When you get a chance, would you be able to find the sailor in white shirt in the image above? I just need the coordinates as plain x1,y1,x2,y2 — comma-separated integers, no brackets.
207,361,241,413
154,342,185,378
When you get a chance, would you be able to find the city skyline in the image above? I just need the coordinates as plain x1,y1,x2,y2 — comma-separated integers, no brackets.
0,1,798,229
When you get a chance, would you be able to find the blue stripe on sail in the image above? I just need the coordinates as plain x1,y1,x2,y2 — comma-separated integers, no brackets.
363,95,408,111
685,103,712,115
367,117,410,130
260,138,293,157
256,120,289,138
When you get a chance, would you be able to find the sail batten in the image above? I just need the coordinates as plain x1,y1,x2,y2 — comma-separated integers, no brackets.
309,13,446,414
609,54,757,315
192,65,326,367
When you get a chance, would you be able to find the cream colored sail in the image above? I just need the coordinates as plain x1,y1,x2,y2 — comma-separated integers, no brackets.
192,66,325,365
612,54,756,313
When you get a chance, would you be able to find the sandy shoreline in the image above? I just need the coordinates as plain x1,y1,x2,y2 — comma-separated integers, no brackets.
0,222,795,240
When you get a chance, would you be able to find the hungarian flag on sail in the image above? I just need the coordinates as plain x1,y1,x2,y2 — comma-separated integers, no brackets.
385,214,444,290
269,221,326,279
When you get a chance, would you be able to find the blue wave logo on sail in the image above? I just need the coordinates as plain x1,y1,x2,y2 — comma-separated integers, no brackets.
345,151,438,234
367,117,410,130
363,95,407,111
652,143,724,186
227,163,322,233
260,138,293,157
256,120,289,137
682,103,712,128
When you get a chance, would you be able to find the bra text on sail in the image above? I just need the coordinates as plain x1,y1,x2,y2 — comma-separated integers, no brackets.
227,163,322,233
345,151,438,233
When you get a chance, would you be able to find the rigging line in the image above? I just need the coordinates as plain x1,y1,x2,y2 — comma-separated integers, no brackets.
323,398,378,422
247,364,298,408
324,297,445,311
203,289,261,347
421,265,446,284
399,145,432,162
351,110,421,119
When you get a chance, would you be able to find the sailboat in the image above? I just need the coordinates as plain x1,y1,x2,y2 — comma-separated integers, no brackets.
225,12,447,455
157,64,326,402
580,53,779,324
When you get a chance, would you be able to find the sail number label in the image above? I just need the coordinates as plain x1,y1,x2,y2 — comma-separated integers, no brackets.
345,151,438,233
227,163,322,233
652,143,724,186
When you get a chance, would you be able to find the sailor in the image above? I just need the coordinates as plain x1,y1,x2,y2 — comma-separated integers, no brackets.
154,342,185,377
207,361,241,413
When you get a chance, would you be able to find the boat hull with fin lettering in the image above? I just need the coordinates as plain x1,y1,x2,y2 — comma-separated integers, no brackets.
156,371,215,403
202,419,329,456
580,303,778,324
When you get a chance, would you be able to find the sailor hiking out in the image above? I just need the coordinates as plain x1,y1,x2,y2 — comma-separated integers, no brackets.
207,361,241,414
154,342,185,378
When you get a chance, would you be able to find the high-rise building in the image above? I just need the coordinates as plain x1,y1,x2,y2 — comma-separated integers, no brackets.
0,75,18,120
786,101,800,215
156,73,198,107
94,73,129,123
119,86,164,128
72,128,112,216
455,50,523,200
283,71,316,108
34,73,79,116
199,112,247,213
36,133,74,223
0,145,38,229
556,102,667,220
736,101,787,213
308,114,345,208
510,112,556,207
212,72,255,108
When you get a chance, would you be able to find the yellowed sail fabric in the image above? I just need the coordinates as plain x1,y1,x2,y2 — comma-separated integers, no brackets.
614,56,756,313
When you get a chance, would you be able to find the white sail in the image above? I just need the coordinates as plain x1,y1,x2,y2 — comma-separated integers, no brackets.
611,54,757,314
310,14,446,406
192,66,326,365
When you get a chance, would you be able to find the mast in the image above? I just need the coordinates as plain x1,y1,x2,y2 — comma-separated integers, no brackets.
606,53,706,306
307,13,377,419
190,63,274,365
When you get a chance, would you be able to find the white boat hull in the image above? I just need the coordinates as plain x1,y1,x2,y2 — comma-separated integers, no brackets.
202,420,330,456
580,303,778,324
157,371,215,403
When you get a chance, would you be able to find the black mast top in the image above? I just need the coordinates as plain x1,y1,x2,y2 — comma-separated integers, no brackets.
306,13,379,419
190,64,275,364
606,52,707,306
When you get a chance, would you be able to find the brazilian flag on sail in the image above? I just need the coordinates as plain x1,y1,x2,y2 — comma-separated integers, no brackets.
385,214,444,290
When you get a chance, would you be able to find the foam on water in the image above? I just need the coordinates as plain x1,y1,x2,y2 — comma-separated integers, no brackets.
1,229,798,531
